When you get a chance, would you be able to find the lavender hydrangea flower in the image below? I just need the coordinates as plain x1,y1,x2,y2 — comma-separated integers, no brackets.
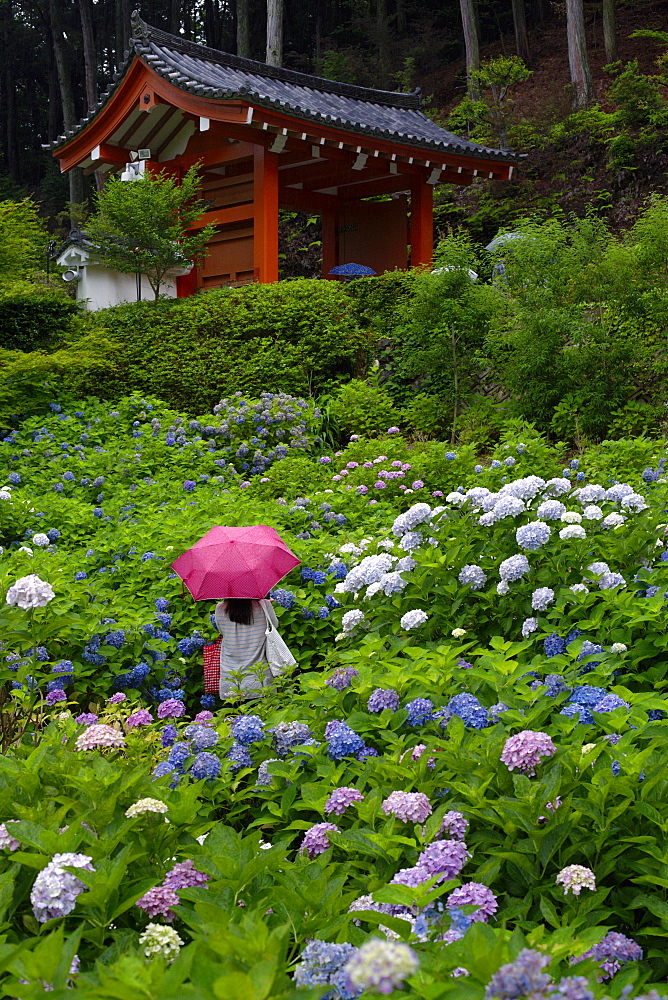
579,931,642,979
0,821,20,851
382,791,432,823
484,949,551,999
367,688,400,713
516,521,551,551
325,787,364,815
418,839,470,878
436,811,468,841
501,731,556,776
163,860,209,890
344,939,419,995
404,698,434,726
301,822,339,858
127,709,153,727
157,699,185,719
458,565,487,590
499,554,530,582
31,853,95,922
447,882,498,923
294,940,361,998
191,752,221,781
326,667,359,691
342,610,365,633
522,617,539,638
531,587,555,611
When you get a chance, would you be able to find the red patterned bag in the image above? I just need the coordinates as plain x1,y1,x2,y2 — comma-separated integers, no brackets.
203,636,221,695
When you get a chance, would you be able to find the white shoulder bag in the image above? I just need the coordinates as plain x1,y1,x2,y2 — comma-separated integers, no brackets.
260,601,297,678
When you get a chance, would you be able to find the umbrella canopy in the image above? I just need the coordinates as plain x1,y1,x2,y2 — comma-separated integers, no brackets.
328,262,377,276
485,231,525,253
171,525,301,600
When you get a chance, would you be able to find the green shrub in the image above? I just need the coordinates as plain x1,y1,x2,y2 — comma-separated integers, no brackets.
608,60,667,129
0,280,81,351
79,279,372,410
0,331,117,425
403,392,450,440
327,377,402,438
608,400,668,439
0,199,49,278
456,397,509,450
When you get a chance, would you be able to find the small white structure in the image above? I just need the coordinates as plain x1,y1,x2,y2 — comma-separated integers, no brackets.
54,233,191,311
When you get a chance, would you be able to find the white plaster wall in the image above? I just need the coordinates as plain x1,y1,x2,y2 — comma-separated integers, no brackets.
76,265,179,311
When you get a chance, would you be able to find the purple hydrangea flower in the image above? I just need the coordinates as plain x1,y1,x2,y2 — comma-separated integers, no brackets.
127,709,154,727
436,810,468,841
405,698,434,726
367,688,400,713
31,853,94,923
447,882,497,923
325,787,364,815
163,860,210,890
136,885,179,920
501,731,556,776
418,839,470,878
325,667,359,691
75,712,98,726
484,950,551,999
46,688,67,705
157,699,186,719
579,931,642,979
344,939,419,995
301,822,339,858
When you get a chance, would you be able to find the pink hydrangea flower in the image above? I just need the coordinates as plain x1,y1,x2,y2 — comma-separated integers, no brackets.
75,724,126,751
381,791,432,823
436,810,468,841
556,864,596,896
501,731,556,776
325,787,364,816
136,885,179,920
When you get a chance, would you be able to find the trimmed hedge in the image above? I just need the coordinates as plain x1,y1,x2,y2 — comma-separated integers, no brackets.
81,279,373,410
0,280,81,351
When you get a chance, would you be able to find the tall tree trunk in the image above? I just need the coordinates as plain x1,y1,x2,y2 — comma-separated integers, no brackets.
266,0,283,65
395,0,406,37
1,0,19,183
237,0,251,56
79,0,97,111
459,0,480,97
49,0,84,206
566,0,594,107
170,0,181,34
602,0,617,63
511,0,530,62
376,0,392,87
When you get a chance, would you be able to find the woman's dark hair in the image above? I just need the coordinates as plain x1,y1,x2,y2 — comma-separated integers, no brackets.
224,598,255,625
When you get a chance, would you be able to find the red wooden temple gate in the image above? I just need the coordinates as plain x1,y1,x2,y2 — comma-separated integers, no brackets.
50,13,519,293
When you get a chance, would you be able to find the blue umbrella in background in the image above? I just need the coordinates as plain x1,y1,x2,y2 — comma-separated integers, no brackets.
329,262,377,281
485,231,525,253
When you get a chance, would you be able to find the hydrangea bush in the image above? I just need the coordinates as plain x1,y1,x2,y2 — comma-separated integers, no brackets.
0,393,666,995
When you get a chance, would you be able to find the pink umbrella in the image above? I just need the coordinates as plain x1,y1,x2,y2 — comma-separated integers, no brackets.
171,525,301,600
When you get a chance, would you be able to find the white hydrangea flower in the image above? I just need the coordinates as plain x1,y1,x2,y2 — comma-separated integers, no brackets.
451,628,467,638
139,923,183,962
610,643,627,654
400,609,428,630
377,538,395,551
0,489,12,501
570,583,589,594
541,478,572,497
586,561,610,577
602,513,626,529
599,572,626,590
17,547,33,556
497,581,510,595
365,582,383,599
32,533,51,547
458,564,487,590
582,505,603,520
446,492,467,507
521,617,539,638
499,554,530,582
559,525,586,540
342,610,365,633
125,798,169,818
556,864,596,896
492,495,526,519
395,556,416,573
391,503,432,537
561,511,582,524
531,587,555,611
620,492,648,512
6,575,55,610
606,483,634,501
479,512,497,527
499,475,545,500
576,485,606,504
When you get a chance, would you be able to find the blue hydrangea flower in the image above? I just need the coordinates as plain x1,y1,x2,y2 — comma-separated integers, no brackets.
405,698,434,726
191,752,222,781
227,743,252,770
448,693,489,729
161,725,178,747
231,715,265,745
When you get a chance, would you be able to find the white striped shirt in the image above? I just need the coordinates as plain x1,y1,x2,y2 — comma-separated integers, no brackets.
214,599,278,697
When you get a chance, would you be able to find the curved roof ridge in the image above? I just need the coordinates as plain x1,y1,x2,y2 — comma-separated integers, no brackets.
130,12,424,110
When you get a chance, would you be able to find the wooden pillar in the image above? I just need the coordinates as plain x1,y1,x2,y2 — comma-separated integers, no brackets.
410,181,433,268
321,209,337,278
253,145,279,282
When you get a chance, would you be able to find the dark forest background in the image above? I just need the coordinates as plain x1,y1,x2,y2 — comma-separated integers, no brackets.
3,0,668,240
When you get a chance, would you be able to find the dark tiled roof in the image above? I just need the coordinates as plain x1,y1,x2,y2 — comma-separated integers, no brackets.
48,13,519,164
